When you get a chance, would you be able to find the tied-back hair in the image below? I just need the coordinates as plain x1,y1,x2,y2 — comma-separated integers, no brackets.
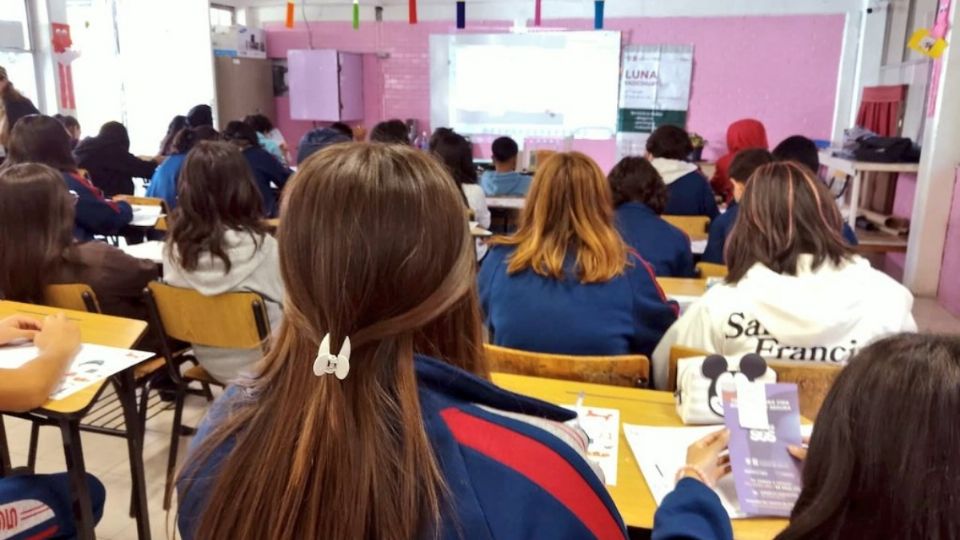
608,156,669,213
172,126,220,155
0,163,75,303
160,115,188,156
724,162,853,284
777,333,960,540
179,143,487,540
3,115,78,172
167,141,267,274
492,151,629,283
222,120,260,149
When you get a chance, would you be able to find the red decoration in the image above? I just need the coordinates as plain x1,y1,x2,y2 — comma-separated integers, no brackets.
409,0,418,23
534,0,542,26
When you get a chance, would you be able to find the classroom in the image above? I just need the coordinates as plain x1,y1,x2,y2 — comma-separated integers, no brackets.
0,0,959,538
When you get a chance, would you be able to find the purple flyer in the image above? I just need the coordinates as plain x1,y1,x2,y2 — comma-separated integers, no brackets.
723,383,803,517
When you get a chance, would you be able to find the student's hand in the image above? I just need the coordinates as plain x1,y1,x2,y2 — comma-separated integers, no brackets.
787,436,811,462
685,429,731,485
33,314,81,361
0,316,42,345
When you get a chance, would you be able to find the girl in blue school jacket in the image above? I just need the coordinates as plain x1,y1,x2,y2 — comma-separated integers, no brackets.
646,125,719,219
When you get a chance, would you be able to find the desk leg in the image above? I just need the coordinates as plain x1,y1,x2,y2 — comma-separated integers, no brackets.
60,418,95,540
0,416,10,476
116,372,151,540
848,171,862,228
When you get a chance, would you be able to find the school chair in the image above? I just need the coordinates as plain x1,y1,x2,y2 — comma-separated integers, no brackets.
667,345,710,392
695,262,728,279
663,215,711,241
144,282,272,509
44,283,101,313
484,344,650,388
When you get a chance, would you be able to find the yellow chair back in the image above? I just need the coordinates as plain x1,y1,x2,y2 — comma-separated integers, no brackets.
44,284,101,313
485,344,649,388
696,262,729,279
663,215,711,241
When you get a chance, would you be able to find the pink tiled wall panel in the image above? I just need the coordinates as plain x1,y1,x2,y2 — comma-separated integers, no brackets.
938,169,960,316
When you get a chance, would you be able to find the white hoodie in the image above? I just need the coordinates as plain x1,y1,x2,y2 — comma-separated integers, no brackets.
651,255,916,389
163,230,284,383
650,157,700,186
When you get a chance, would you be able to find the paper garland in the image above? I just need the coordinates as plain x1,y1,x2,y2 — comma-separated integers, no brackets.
534,0,542,26
353,0,359,29
285,1,295,28
594,0,605,30
409,0,418,24
456,1,466,29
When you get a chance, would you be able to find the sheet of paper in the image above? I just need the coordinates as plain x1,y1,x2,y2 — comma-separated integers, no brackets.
668,294,700,315
0,343,153,401
690,239,707,255
623,423,745,518
129,204,163,227
564,405,620,486
118,240,164,263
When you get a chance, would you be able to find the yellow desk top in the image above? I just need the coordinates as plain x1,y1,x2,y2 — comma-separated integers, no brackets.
657,277,707,298
0,301,148,415
491,372,789,538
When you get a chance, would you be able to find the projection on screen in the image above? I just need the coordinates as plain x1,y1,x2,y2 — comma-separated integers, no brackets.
429,31,622,140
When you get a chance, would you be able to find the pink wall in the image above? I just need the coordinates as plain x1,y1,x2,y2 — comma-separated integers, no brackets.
938,168,960,316
264,14,844,167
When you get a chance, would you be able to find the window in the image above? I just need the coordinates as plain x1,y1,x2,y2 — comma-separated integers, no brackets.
0,0,39,105
210,4,235,27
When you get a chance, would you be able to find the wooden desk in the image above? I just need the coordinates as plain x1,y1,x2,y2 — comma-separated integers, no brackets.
657,277,707,298
492,373,789,539
818,151,920,229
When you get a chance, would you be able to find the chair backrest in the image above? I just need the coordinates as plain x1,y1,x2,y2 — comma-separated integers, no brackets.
768,361,841,420
125,196,164,207
484,344,650,388
663,215,711,241
696,262,729,279
145,282,271,351
155,216,169,232
44,284,101,313
667,345,709,392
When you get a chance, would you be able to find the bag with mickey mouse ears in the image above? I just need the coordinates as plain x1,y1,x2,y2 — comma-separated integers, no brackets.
675,354,778,425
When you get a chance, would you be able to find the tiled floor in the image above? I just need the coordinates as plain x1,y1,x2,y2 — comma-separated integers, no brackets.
2,297,958,540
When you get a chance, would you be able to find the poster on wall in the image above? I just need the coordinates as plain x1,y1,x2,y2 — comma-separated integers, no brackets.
616,44,694,158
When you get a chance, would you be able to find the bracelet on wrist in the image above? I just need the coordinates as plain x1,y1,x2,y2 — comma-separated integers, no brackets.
675,465,713,488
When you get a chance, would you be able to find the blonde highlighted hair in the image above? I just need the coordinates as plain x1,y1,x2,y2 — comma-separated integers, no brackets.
492,151,629,283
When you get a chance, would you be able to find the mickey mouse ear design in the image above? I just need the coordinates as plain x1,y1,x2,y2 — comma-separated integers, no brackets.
313,334,351,380
739,353,768,380
701,354,728,379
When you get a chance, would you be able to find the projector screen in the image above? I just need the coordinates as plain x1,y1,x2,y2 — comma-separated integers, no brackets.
430,31,622,141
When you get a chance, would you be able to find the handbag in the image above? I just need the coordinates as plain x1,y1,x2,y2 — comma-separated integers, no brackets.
853,136,920,163
675,354,777,425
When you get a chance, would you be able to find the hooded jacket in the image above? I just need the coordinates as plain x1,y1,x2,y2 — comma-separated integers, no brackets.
296,127,350,163
651,158,719,219
163,230,284,383
711,120,769,202
74,122,157,196
651,254,916,389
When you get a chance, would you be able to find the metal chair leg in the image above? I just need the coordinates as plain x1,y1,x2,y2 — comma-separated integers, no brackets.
163,382,187,510
26,421,40,471
116,372,151,539
201,381,214,402
0,416,10,477
59,418,95,540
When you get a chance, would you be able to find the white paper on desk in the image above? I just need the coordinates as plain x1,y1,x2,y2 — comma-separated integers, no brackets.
691,239,707,255
0,343,153,401
623,424,745,518
129,204,163,227
563,405,619,486
118,240,164,263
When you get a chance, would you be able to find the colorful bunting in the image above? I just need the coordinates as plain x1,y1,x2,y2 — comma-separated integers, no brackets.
534,0,542,26
285,1,295,28
409,0,418,24
594,1,605,30
456,1,466,29
353,0,360,29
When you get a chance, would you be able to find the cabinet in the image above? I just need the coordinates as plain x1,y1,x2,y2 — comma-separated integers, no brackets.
215,57,276,128
287,49,364,122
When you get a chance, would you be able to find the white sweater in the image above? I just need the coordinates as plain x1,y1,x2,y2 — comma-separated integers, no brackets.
651,255,917,389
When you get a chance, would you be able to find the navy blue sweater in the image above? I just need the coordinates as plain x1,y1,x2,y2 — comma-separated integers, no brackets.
652,478,733,540
478,245,678,357
241,147,292,218
63,172,133,242
615,202,695,277
664,171,719,219
0,472,105,540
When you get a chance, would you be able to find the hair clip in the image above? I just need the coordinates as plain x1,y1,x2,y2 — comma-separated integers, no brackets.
313,334,351,380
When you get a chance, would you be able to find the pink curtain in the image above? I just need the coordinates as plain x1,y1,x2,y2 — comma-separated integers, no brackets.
856,85,907,137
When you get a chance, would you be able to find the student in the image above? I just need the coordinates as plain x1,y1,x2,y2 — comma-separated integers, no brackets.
430,130,491,259
646,125,719,219
55,114,81,149
479,152,678,357
222,121,291,218
653,333,960,540
243,114,287,166
146,126,219,209
0,312,108,538
711,119,768,202
329,121,354,140
160,115,188,156
3,115,133,242
163,142,283,383
296,127,351,164
651,162,915,389
701,149,773,264
772,135,858,246
609,157,694,277
74,121,158,197
369,118,411,144
481,136,532,196
186,104,213,128
0,162,158,323
0,65,40,151
177,143,625,539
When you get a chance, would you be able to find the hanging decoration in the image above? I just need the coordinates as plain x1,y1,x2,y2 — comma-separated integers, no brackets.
594,0,605,30
457,1,466,29
285,1,295,28
409,0,418,24
353,0,360,29
534,0,542,26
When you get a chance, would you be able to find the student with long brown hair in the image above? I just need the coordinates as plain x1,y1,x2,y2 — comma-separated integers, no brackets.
652,162,915,389
163,141,282,383
478,152,678,357
177,144,625,539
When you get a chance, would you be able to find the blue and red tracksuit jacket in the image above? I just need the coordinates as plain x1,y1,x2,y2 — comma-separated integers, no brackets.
61,171,133,242
177,355,627,539
0,473,105,539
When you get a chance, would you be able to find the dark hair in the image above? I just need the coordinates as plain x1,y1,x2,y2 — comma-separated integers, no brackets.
430,131,474,207
243,114,274,134
222,121,260,148
0,163,75,303
167,141,267,274
728,149,774,184
172,126,220,155
186,104,213,128
55,114,79,130
161,115,189,155
777,333,960,540
428,127,455,151
491,137,519,163
369,119,410,145
97,121,131,152
4,115,77,172
646,125,693,161
607,156,668,213
329,122,353,139
772,135,820,174
725,162,853,283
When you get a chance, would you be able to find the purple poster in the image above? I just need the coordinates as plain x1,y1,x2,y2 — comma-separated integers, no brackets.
723,383,803,517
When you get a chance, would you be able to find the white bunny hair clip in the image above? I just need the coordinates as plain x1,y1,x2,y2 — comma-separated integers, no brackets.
313,334,351,380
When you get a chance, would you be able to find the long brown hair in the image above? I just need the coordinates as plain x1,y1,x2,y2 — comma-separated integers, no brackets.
725,162,853,284
492,151,628,283
0,163,75,303
167,141,267,273
3,115,78,172
180,143,487,539
778,333,960,540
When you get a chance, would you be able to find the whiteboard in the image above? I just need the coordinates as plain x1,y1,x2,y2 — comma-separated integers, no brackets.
430,31,622,140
